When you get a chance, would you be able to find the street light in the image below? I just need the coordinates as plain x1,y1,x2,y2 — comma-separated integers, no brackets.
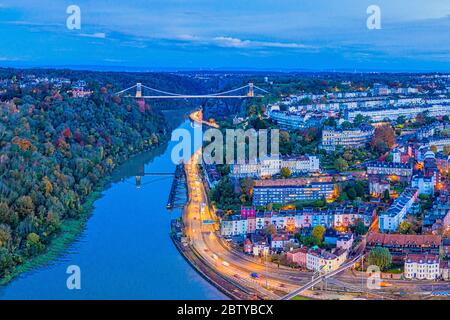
262,244,269,289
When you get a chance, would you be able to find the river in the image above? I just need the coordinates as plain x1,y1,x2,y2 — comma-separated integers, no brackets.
0,120,227,300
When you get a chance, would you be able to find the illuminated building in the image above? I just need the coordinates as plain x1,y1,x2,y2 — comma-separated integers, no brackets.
321,125,374,151
379,188,418,232
252,180,335,206
404,254,440,280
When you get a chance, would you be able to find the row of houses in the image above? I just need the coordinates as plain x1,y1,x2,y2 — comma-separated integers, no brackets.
424,136,450,152
268,110,325,130
404,254,441,280
378,188,419,232
230,155,320,178
321,125,374,151
366,161,414,178
220,205,375,237
345,103,450,123
416,121,450,140
367,233,450,280
366,232,442,258
286,247,348,273
252,178,338,206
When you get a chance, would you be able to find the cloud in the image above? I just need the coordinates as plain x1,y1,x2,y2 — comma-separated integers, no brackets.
0,56,21,61
213,37,311,49
170,35,312,50
79,32,107,39
175,34,201,41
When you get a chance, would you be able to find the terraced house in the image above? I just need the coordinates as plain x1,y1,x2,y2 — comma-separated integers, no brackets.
366,233,442,259
404,254,441,280
220,205,375,237
230,155,320,178
378,188,418,232
321,125,374,151
366,161,413,179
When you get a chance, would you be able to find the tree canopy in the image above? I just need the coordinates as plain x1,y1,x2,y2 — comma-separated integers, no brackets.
0,75,170,279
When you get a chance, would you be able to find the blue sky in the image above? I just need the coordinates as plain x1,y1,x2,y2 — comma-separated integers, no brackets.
0,0,449,71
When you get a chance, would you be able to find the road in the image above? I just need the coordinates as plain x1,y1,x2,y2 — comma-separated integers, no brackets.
189,110,219,128
181,111,450,300
184,150,299,299
281,254,364,300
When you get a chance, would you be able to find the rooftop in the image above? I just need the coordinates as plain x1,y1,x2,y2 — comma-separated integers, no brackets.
254,178,335,188
405,254,439,264
367,161,412,169
382,188,418,217
367,232,442,247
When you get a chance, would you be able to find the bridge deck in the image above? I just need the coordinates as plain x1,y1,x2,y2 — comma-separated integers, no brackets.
124,95,262,99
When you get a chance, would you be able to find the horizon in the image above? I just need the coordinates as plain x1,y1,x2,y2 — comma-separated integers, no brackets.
0,0,449,72
1,64,450,75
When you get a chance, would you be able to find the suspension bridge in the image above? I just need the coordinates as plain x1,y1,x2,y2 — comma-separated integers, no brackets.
114,82,269,99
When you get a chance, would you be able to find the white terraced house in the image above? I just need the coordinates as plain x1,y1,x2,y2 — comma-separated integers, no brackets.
230,156,320,178
321,126,374,151
346,104,450,122
404,254,440,280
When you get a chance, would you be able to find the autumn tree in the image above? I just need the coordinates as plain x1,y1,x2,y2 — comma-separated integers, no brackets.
0,202,12,224
25,232,44,255
371,125,396,154
311,225,326,245
240,177,255,201
42,176,53,195
280,167,292,178
444,146,450,155
0,224,12,247
334,157,349,172
14,196,35,219
263,224,277,237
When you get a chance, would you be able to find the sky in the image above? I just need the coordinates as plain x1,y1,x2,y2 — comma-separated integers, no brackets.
0,0,449,72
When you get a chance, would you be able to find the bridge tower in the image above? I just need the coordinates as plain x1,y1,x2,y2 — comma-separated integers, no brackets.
136,83,142,98
247,82,254,97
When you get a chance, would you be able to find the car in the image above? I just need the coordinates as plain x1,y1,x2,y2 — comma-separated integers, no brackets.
250,272,259,278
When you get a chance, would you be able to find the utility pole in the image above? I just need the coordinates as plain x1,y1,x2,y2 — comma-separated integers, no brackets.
361,256,365,296
261,244,269,289
265,253,269,289
265,248,269,289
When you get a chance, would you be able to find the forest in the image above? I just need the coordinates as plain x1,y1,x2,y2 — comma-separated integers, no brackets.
0,68,199,279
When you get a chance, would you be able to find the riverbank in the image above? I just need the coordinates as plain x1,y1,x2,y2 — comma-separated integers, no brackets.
0,141,168,287
0,119,226,299
170,231,253,300
0,188,103,286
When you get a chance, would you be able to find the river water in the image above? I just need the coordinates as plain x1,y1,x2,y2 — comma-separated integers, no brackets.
0,120,227,300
